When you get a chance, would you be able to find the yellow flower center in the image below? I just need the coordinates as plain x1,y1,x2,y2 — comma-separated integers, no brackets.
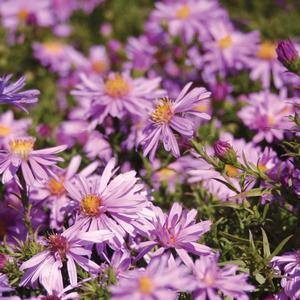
0,220,6,237
204,272,215,286
193,103,208,112
257,42,276,60
48,176,65,196
0,125,11,137
224,164,240,177
218,36,233,49
258,164,268,173
18,9,29,22
92,60,106,74
267,115,275,126
44,42,65,55
139,276,153,294
151,97,174,124
9,137,35,159
105,75,129,98
176,5,191,19
158,168,176,181
80,194,101,217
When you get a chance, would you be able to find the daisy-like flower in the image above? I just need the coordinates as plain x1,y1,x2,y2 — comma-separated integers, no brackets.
0,0,54,30
249,41,286,89
191,254,255,300
86,45,110,75
0,74,39,111
151,0,226,43
202,20,259,80
140,82,211,160
0,111,31,149
65,158,148,248
31,155,99,230
109,254,192,300
0,136,67,186
135,202,212,266
20,226,113,290
238,91,293,143
71,72,165,125
33,41,86,76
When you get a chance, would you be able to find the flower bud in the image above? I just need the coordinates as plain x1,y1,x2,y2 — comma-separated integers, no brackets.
276,40,300,72
213,140,237,164
211,82,230,101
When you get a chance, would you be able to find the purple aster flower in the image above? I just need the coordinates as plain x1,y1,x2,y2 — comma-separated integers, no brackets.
86,45,110,75
0,75,39,111
0,111,31,149
0,136,67,186
202,20,259,79
64,158,148,248
249,42,286,89
191,254,255,299
31,155,99,230
109,254,192,300
140,82,211,160
151,0,226,43
213,140,237,164
20,226,113,290
0,0,54,30
270,250,300,300
71,72,165,124
135,202,212,266
125,36,157,72
238,91,293,143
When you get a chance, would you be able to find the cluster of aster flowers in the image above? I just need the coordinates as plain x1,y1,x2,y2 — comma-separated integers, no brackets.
0,0,299,299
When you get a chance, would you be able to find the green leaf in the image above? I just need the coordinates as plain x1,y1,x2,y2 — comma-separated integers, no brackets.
255,273,266,284
261,228,271,258
268,235,293,260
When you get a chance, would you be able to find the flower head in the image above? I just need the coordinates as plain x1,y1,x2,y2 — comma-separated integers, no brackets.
0,136,67,186
213,140,237,164
136,202,212,265
110,254,192,300
192,254,255,299
140,82,211,160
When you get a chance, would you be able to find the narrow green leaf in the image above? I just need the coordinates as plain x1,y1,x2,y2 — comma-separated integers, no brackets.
268,235,293,260
261,228,271,258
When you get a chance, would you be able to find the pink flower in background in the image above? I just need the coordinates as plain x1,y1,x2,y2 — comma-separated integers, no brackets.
0,0,54,30
72,72,165,124
0,136,67,186
151,0,226,43
238,91,293,143
110,254,192,300
0,111,31,149
191,254,254,300
249,41,286,89
140,82,211,160
202,20,259,79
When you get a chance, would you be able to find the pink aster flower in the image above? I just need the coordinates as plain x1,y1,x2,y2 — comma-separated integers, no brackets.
109,254,192,300
71,72,165,124
140,82,211,160
0,111,31,149
64,158,148,248
0,136,67,186
151,0,226,43
191,254,255,300
20,226,113,290
31,155,99,230
238,91,293,143
32,41,86,76
85,45,110,76
202,20,259,79
0,0,54,30
249,41,286,89
135,202,212,266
